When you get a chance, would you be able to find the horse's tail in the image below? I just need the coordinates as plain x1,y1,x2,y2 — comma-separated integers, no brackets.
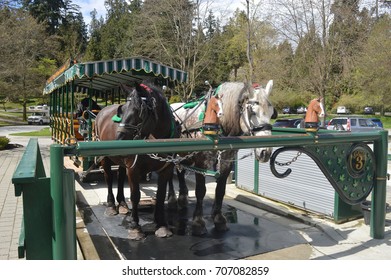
94,112,101,141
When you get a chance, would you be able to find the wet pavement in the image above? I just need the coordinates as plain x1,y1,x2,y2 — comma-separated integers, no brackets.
75,174,311,260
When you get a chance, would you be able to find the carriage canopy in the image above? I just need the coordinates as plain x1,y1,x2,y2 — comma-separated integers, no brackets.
43,57,188,95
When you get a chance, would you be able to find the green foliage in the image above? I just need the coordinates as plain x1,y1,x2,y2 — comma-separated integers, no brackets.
352,16,391,115
0,136,10,150
270,88,314,111
168,95,182,104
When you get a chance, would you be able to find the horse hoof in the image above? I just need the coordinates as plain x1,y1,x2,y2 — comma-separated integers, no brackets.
213,214,228,232
105,207,118,216
155,226,173,238
128,229,145,240
117,202,130,215
192,224,207,236
192,217,207,236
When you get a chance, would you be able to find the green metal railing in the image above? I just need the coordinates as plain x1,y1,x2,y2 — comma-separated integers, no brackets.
12,129,389,259
12,138,76,260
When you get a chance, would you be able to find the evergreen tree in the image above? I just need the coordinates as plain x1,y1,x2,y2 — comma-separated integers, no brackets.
23,0,66,34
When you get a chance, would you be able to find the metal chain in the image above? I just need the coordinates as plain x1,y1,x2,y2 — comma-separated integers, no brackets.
216,150,222,173
147,149,255,176
147,151,198,165
275,151,302,166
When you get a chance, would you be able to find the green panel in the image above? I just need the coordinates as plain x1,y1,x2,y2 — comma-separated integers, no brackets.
62,169,77,259
270,143,376,205
305,143,375,205
23,178,53,260
333,192,362,223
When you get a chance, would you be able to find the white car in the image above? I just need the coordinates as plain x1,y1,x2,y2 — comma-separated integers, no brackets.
336,106,350,114
27,112,50,125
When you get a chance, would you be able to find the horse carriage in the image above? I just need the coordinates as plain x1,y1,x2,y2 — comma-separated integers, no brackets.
12,56,387,259
43,56,283,240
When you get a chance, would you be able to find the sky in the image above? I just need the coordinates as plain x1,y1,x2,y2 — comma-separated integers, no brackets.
73,0,246,27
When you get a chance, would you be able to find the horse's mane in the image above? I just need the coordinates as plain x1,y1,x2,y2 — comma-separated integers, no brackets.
218,82,250,136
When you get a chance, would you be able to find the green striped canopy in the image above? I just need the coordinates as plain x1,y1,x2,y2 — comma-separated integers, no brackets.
43,57,188,95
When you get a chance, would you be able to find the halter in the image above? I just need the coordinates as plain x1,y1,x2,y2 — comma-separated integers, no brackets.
240,99,273,135
116,94,157,140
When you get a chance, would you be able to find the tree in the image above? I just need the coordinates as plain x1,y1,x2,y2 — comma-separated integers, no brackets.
219,10,248,81
0,8,58,120
23,0,66,34
57,8,88,62
23,0,87,63
83,9,104,61
353,15,391,115
97,0,134,59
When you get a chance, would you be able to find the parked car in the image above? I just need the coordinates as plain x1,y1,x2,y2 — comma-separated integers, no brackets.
27,112,50,125
369,118,383,128
364,106,374,114
336,106,350,114
326,116,383,132
282,106,293,114
296,106,307,114
273,118,303,128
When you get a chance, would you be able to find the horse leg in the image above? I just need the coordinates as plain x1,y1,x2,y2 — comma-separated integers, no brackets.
166,170,177,210
116,166,130,215
127,169,144,240
192,172,207,236
211,168,230,232
154,167,173,238
176,168,189,210
102,159,118,216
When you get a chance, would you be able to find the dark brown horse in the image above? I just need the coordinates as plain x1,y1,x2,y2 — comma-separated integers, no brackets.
94,82,179,240
170,80,276,235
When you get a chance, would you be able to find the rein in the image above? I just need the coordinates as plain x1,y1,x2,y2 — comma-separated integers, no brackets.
240,100,272,135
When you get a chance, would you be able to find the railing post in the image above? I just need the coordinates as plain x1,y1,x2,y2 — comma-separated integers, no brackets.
371,130,388,239
50,144,76,259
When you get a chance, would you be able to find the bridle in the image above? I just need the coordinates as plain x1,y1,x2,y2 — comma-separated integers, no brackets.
116,92,157,140
240,99,273,135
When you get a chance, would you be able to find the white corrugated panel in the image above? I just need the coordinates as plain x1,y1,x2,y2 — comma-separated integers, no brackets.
236,149,335,217
236,149,256,192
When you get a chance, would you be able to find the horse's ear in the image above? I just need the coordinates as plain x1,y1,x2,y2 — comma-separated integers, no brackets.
120,83,133,94
265,80,273,96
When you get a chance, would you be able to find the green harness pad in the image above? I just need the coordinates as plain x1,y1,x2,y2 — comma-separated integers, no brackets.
112,115,122,123
198,111,205,121
183,101,199,109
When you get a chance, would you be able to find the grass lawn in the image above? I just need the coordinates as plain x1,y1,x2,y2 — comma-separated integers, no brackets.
9,127,51,137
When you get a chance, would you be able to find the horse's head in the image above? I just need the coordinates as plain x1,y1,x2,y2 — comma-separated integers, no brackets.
305,97,325,123
203,95,224,125
214,96,224,119
116,83,158,140
240,80,276,162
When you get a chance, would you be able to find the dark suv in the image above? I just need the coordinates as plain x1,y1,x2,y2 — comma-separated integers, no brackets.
364,106,374,114
326,116,383,132
273,118,303,128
